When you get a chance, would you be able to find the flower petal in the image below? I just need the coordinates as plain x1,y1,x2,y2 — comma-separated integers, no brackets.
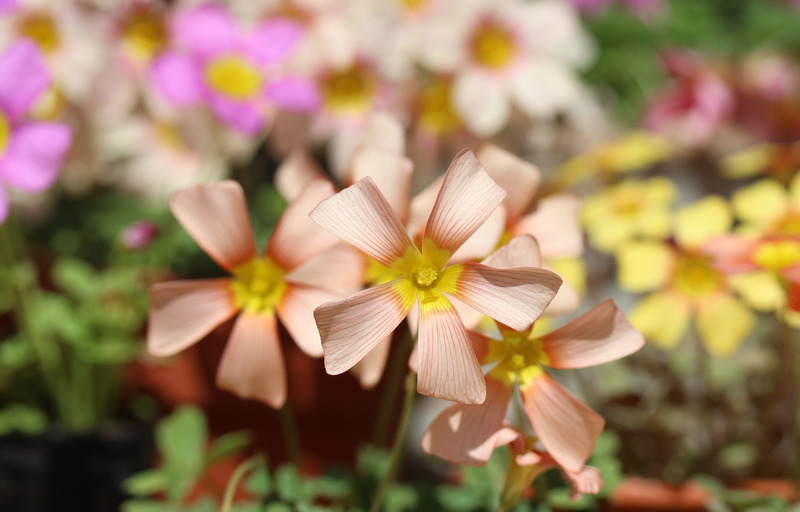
284,242,366,292
170,181,258,272
731,179,787,225
521,371,604,472
171,4,236,57
616,241,673,292
514,194,584,259
316,278,416,375
421,377,513,465
208,94,265,135
274,149,327,202
216,312,286,408
151,52,204,106
477,144,541,220
424,150,507,268
483,235,543,268
702,235,759,274
674,196,732,249
310,177,419,273
541,299,644,369
351,334,392,389
443,263,561,332
629,292,690,350
416,292,486,404
247,18,302,66
0,123,72,192
348,147,413,223
0,186,8,224
696,294,754,357
0,41,49,121
564,466,604,500
278,284,342,358
729,271,786,312
267,178,338,270
453,72,510,137
266,78,321,111
148,279,237,356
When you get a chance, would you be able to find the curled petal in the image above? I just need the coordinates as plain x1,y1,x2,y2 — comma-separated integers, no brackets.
483,235,543,268
170,181,258,272
564,466,604,500
351,334,392,389
216,312,286,408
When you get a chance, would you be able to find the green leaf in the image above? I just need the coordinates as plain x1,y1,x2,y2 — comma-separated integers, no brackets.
384,484,418,512
264,503,293,512
120,500,173,512
244,459,272,497
717,443,759,471
436,485,489,512
275,464,305,502
306,474,351,500
51,257,98,299
0,337,34,368
123,469,168,497
592,431,621,458
206,431,253,465
156,405,208,501
0,405,47,435
545,487,593,510
78,339,139,364
356,445,391,479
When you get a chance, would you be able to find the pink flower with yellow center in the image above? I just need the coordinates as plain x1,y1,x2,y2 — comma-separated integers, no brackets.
151,4,319,135
0,40,72,223
422,235,643,473
310,151,563,404
147,179,353,408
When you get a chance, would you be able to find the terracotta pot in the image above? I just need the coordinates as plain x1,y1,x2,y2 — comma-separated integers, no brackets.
607,477,711,511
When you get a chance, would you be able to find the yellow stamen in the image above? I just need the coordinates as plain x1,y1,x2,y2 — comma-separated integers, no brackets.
122,9,167,62
486,331,549,387
18,14,59,54
230,257,287,314
205,56,263,100
753,240,800,271
673,254,723,299
414,266,438,287
320,66,375,113
0,112,9,156
419,78,461,136
470,23,516,69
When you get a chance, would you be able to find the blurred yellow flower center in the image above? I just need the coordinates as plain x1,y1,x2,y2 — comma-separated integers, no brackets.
321,67,374,113
18,14,59,54
470,23,516,69
753,240,800,270
487,332,549,387
155,123,184,149
401,0,428,11
0,113,9,156
206,56,263,100
611,188,644,216
773,211,800,236
419,78,461,136
230,257,287,314
123,10,167,62
674,255,723,298
414,266,439,287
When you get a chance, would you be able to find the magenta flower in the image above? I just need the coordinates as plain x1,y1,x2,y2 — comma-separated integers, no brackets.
151,4,320,135
0,40,72,224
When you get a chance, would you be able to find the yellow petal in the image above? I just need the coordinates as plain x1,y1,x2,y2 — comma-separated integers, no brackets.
629,292,690,350
728,271,786,312
644,177,678,203
600,131,671,174
721,144,773,178
696,295,754,357
616,241,673,292
674,195,732,249
731,179,788,225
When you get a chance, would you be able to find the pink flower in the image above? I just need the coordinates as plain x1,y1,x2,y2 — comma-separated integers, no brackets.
147,179,354,408
310,150,563,404
0,40,72,223
422,235,643,472
121,220,159,251
151,4,319,135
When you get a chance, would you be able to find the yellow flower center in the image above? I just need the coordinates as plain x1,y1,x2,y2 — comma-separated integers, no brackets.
230,257,287,314
470,23,516,69
674,254,723,299
753,240,800,271
414,266,439,287
0,112,9,156
611,188,644,216
773,211,800,236
419,78,461,136
205,56,263,100
400,0,428,11
18,13,59,54
486,331,549,387
320,66,375,114
122,9,167,62
155,122,184,149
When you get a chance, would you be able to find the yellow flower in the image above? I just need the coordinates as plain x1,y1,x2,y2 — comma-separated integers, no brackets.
722,142,800,184
731,174,800,236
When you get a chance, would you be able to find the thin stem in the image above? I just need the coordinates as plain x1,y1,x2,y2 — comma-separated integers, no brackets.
220,455,261,512
369,371,416,512
783,320,800,500
278,400,302,466
373,330,414,446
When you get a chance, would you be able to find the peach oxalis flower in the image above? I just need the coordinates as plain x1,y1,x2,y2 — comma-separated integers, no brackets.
147,179,351,408
310,150,563,404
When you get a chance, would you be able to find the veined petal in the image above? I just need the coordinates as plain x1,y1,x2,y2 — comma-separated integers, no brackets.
483,235,543,268
170,181,258,272
443,262,561,332
310,177,420,273
216,312,286,408
521,371,604,472
541,299,644,369
424,150,507,268
629,292,689,350
316,278,416,375
278,284,341,358
407,174,442,239
348,147,413,223
267,179,338,270
477,144,541,220
284,243,366,292
421,377,513,465
696,294,754,357
148,279,237,356
469,330,494,364
451,206,506,263
416,292,486,404
351,334,392,389
514,194,584,259
274,149,327,202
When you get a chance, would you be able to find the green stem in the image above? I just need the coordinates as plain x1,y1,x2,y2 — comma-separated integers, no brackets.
783,320,800,500
369,371,416,512
220,455,261,512
278,400,302,466
373,331,414,446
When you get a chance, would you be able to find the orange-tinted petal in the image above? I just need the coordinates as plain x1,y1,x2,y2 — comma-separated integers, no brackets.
170,181,257,271
483,235,543,268
274,149,327,202
148,279,237,357
514,194,583,259
348,147,413,223
541,299,644,369
216,312,286,408
477,143,540,220
278,284,341,357
284,242,366,292
351,334,392,389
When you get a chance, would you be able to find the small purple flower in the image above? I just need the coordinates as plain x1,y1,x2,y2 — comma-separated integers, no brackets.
0,41,72,224
121,220,159,251
151,4,320,135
